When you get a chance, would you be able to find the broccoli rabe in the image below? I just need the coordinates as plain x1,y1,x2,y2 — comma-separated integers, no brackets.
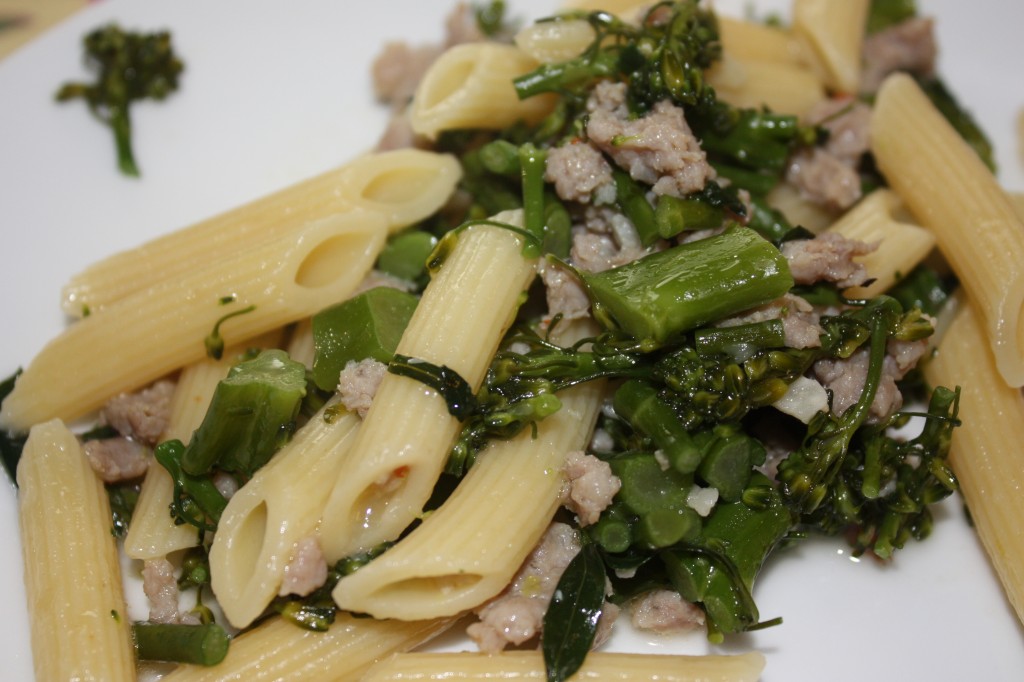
56,23,184,176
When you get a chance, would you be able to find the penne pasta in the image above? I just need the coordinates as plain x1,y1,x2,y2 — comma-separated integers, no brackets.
922,302,1024,625
210,399,362,629
18,419,136,681
361,651,767,682
318,211,538,562
871,73,1024,386
791,0,869,94
331,319,603,620
161,614,456,682
410,43,556,140
0,209,388,432
708,55,825,116
61,149,460,318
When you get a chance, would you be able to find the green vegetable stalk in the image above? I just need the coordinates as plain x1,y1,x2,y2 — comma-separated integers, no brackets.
181,349,306,477
133,622,229,666
56,24,184,176
579,227,793,345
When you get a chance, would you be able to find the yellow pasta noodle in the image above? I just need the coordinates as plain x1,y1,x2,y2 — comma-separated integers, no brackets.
514,19,595,65
332,319,603,620
18,419,136,682
410,43,556,140
61,149,460,318
211,400,362,629
717,16,805,66
318,211,538,562
0,209,388,432
871,73,1024,386
708,55,825,116
791,0,868,94
161,614,456,682
361,651,767,682
826,189,936,299
922,302,1024,624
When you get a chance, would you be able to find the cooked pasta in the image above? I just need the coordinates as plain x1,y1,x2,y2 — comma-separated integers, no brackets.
871,72,1024,387
922,302,1024,623
0,210,388,431
18,419,136,682
318,210,538,562
360,651,766,682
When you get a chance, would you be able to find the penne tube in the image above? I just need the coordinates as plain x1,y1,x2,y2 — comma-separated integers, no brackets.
411,43,556,140
791,0,868,94
0,209,388,432
827,189,936,299
922,302,1024,625
332,319,603,620
18,419,136,682
718,16,805,66
161,614,456,682
871,73,1024,386
210,400,362,629
318,211,538,562
361,651,767,682
61,149,460,318
708,55,825,116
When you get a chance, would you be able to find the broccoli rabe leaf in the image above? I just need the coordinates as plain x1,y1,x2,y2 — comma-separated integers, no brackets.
0,370,26,486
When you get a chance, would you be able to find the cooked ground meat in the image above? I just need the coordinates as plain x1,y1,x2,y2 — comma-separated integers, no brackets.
629,589,705,633
279,536,329,597
587,84,714,197
467,523,581,652
781,233,877,289
785,97,873,211
562,450,621,526
861,16,937,94
813,335,928,422
717,293,823,349
569,206,647,273
102,379,175,445
808,97,873,163
540,261,591,324
143,558,198,625
784,147,863,211
337,359,388,418
544,142,616,204
83,437,150,483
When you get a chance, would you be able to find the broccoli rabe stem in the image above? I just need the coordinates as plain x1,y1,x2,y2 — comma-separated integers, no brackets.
580,227,793,345
133,622,229,666
181,349,306,477
613,379,701,474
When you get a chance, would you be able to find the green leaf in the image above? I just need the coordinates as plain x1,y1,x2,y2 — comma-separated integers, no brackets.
542,542,606,682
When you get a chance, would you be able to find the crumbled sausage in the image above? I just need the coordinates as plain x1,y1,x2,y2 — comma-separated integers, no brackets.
279,536,329,597
540,261,591,324
785,147,863,211
337,359,388,418
569,206,648,273
812,334,928,422
781,233,877,289
562,450,621,526
544,142,616,204
102,379,175,445
143,558,199,625
587,85,714,197
717,293,823,349
468,523,581,652
861,17,937,94
83,437,150,483
629,589,705,633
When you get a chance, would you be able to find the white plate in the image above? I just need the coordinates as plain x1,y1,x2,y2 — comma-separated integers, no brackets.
1,1,1022,680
